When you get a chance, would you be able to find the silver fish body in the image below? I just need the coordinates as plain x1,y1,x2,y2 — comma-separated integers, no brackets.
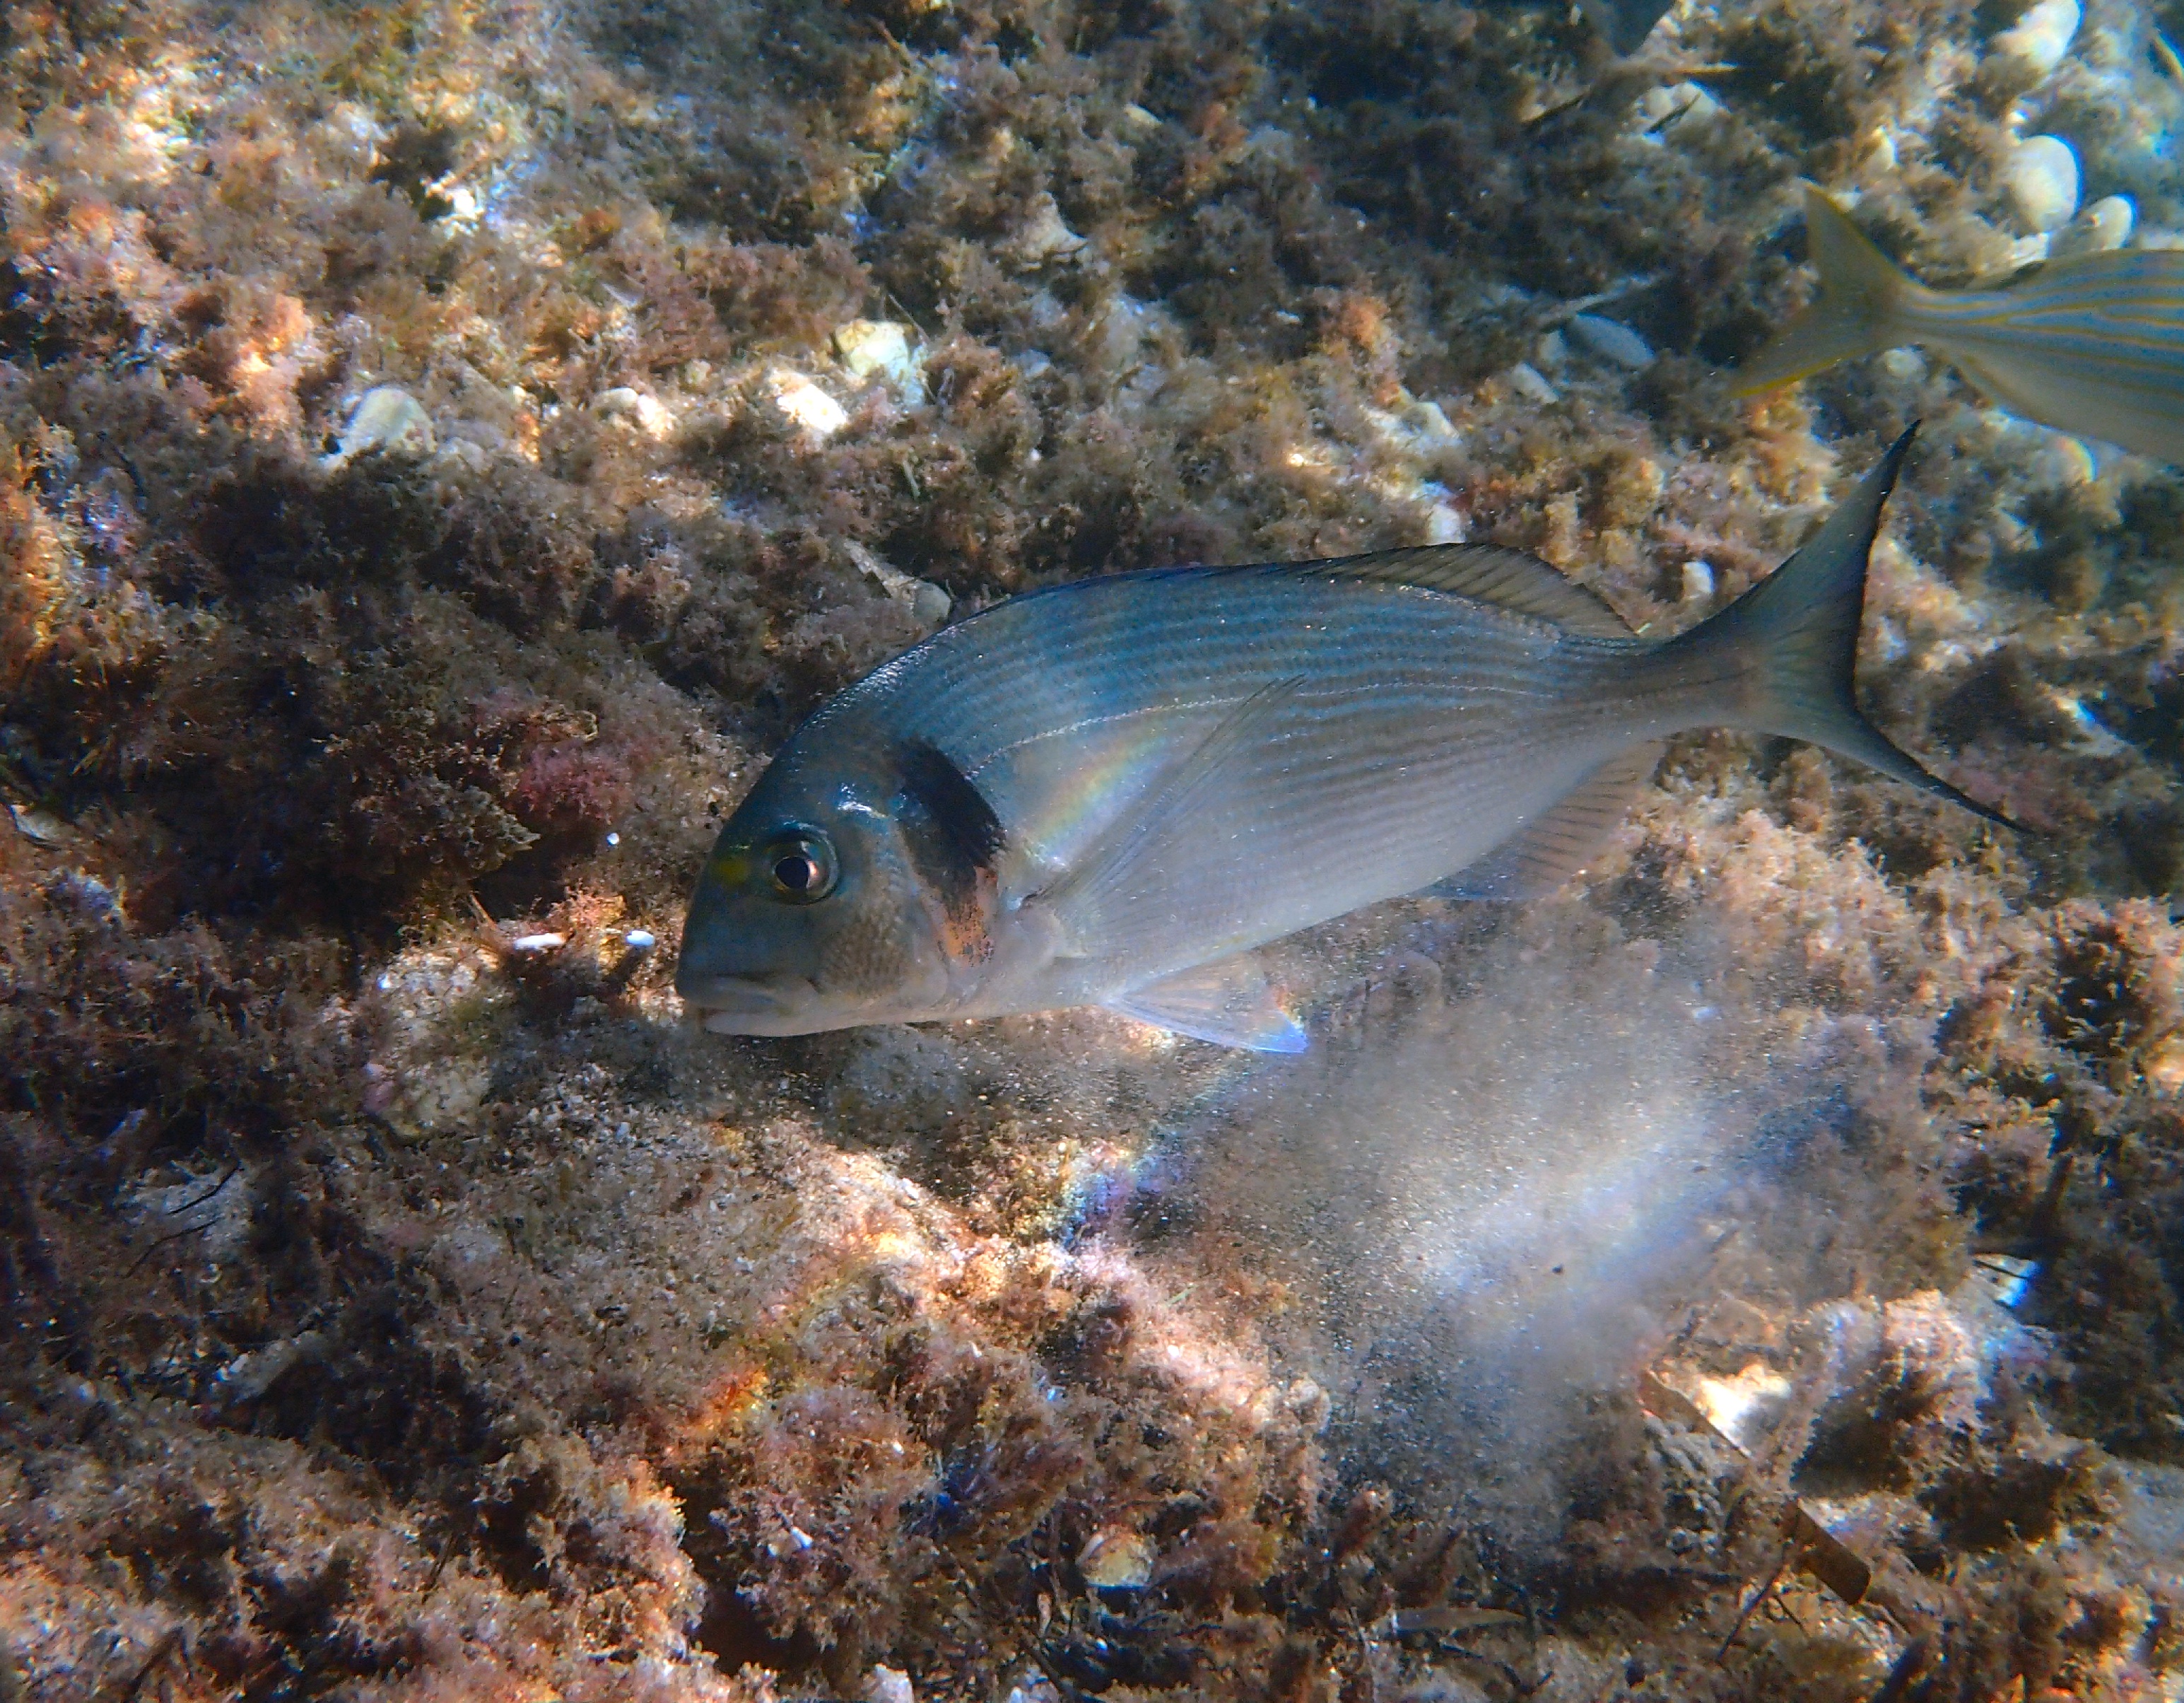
678,433,1994,1050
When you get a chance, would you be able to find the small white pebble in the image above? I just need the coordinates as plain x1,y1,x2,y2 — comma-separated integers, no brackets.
1507,361,1559,404
765,369,849,440
605,830,621,846
1633,86,1681,129
1680,558,1715,603
2051,193,2134,257
911,580,953,625
7,802,66,844
1420,484,1467,544
832,320,923,399
322,387,435,469
1992,0,2079,76
509,932,566,953
623,929,656,952
1567,312,1655,370
1879,348,1927,381
1672,83,1722,125
2004,134,2081,234
594,387,675,438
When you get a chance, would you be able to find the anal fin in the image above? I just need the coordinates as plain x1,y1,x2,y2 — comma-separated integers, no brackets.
1430,741,1664,903
1107,953,1308,1053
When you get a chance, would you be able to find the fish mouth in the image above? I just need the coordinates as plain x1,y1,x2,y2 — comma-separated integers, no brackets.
676,971,819,1033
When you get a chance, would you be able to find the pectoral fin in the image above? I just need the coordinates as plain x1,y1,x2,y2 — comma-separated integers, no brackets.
1107,953,1308,1053
1035,677,1306,958
1430,741,1665,901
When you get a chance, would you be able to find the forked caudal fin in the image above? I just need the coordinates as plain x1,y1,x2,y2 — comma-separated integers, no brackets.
1734,188,1920,394
1660,426,2015,828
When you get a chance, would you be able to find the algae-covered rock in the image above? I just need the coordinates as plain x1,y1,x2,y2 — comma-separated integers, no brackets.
3,0,2183,1697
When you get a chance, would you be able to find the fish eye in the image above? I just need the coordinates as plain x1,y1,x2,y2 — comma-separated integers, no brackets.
764,832,837,903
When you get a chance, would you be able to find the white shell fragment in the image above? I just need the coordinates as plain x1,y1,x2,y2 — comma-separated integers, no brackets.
845,540,953,627
765,368,850,440
8,801,66,844
322,386,435,469
1992,0,2080,76
2004,135,2082,234
1567,312,1656,370
1007,193,1088,269
595,386,675,438
1633,82,1719,133
1508,362,1558,404
1078,1526,1155,1589
2050,192,2135,257
508,932,566,953
832,320,923,395
1366,394,1463,457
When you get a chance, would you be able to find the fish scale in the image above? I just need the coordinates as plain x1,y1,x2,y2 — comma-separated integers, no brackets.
678,433,2003,1051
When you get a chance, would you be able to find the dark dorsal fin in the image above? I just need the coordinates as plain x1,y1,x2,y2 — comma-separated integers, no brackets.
1291,544,1635,639
897,740,1006,874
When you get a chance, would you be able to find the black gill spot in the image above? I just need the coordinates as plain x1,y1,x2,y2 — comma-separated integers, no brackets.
897,739,1006,877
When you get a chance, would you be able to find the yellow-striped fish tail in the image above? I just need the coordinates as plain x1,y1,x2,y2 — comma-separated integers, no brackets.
1654,427,2012,826
1733,188,1924,394
1915,250,2184,467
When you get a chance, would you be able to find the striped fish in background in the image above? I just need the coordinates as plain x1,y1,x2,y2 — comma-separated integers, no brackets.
1737,186,2184,466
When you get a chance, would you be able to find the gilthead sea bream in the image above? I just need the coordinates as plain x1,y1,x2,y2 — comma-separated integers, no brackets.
679,432,1998,1051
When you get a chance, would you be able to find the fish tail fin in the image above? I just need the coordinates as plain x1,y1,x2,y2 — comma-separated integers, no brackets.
1732,188,1918,394
1660,426,2013,826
